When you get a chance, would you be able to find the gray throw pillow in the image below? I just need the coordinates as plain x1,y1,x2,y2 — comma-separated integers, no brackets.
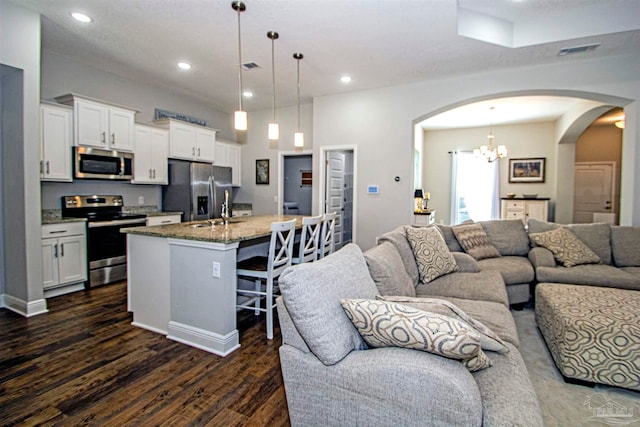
364,242,416,297
405,226,458,283
529,227,601,267
452,223,501,260
341,298,492,372
279,244,380,366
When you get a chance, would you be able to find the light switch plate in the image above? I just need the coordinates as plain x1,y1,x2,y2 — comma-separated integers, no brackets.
212,261,221,278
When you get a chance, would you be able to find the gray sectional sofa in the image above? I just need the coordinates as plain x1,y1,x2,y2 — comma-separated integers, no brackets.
277,243,543,427
527,219,640,290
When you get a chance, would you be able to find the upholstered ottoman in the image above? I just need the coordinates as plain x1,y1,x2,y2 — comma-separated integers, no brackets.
535,283,640,391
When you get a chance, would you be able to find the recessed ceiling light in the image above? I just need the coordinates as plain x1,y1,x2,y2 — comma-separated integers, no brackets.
243,91,253,98
177,62,192,70
340,75,352,83
71,12,92,23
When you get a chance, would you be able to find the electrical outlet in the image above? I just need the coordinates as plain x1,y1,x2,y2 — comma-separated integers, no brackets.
212,261,221,278
138,196,144,205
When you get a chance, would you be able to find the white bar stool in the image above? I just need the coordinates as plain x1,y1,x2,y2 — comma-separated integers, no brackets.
292,215,322,265
236,218,297,339
317,212,336,260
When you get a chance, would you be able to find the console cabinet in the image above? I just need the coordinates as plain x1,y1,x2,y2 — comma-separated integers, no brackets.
501,198,549,223
132,124,169,184
41,222,87,293
55,94,137,152
40,103,73,182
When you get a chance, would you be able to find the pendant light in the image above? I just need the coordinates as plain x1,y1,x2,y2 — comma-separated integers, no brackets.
267,31,279,141
293,53,304,148
232,1,247,131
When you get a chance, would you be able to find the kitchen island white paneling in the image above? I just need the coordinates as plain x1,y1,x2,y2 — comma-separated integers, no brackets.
123,215,302,356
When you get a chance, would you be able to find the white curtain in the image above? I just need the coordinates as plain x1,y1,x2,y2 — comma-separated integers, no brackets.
451,151,500,224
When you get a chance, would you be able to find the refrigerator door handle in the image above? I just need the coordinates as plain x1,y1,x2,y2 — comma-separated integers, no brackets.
209,176,216,219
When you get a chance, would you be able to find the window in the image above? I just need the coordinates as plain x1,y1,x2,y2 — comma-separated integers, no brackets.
451,151,499,224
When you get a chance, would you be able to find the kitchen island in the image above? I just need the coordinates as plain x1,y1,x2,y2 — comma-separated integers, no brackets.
123,215,302,356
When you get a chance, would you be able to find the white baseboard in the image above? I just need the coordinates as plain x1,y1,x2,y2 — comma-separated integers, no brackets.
2,294,48,317
167,321,240,357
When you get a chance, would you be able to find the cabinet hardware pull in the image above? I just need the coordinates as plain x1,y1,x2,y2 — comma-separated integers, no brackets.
111,133,115,144
198,148,201,156
54,244,58,258
161,220,171,224
60,243,64,256
46,161,50,174
153,169,156,179
48,230,66,234
149,168,153,178
40,161,44,174
101,131,106,143
192,147,195,156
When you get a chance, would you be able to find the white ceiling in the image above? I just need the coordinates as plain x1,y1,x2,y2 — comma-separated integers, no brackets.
13,0,640,118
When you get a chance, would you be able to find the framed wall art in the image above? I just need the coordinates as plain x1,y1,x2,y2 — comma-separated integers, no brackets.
256,159,270,185
509,158,545,183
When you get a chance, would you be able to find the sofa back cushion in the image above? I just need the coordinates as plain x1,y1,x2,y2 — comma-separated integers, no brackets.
479,220,530,256
279,243,380,366
376,226,420,286
611,226,640,267
364,241,416,297
436,225,464,252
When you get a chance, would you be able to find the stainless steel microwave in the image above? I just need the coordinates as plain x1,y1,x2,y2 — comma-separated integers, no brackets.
74,146,133,180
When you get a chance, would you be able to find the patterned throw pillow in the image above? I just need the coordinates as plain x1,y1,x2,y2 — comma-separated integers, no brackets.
452,223,501,260
405,226,458,283
377,295,508,353
529,227,601,267
340,298,492,371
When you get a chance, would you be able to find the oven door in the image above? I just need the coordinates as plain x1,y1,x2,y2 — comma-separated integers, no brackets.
87,218,146,286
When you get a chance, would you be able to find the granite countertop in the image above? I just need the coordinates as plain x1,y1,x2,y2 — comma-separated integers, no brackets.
122,214,302,244
41,210,87,225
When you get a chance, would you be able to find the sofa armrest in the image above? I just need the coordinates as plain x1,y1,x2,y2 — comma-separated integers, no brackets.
528,247,556,269
280,345,482,427
452,252,480,273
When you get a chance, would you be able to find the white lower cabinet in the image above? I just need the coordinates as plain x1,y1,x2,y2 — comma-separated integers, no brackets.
41,222,87,296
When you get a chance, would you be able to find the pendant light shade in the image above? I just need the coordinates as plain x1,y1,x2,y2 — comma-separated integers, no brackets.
293,53,304,148
267,31,280,141
232,1,247,131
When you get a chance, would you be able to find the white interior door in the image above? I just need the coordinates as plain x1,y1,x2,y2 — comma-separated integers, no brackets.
573,162,615,223
325,152,345,249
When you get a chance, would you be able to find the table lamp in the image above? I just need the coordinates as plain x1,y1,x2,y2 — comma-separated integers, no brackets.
423,192,431,210
414,189,424,213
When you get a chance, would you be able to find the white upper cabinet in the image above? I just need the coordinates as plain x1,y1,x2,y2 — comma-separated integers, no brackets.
132,124,169,184
40,103,73,182
154,118,218,163
55,94,137,152
215,139,242,186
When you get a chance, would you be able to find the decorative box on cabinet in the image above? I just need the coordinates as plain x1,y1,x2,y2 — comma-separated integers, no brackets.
154,118,218,163
215,139,242,186
41,222,87,297
40,102,73,182
55,94,137,152
501,198,549,223
132,124,169,184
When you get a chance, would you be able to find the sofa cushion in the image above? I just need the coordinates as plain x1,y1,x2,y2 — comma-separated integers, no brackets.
477,256,535,285
535,264,640,291
530,227,601,267
279,243,380,366
406,226,458,283
377,295,508,353
611,226,640,267
452,223,501,260
376,226,420,286
364,241,415,297
341,299,492,371
528,219,612,265
416,270,510,307
479,220,530,256
436,224,464,252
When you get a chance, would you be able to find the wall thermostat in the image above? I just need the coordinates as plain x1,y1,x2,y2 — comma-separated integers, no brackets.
367,185,380,195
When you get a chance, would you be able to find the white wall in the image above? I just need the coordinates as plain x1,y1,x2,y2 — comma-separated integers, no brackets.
423,122,556,224
1,0,43,307
313,54,640,250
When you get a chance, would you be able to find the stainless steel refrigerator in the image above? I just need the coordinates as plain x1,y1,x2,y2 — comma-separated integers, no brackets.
162,160,233,222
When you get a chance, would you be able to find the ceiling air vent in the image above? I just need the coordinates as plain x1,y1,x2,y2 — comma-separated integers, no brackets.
558,43,600,56
241,62,261,70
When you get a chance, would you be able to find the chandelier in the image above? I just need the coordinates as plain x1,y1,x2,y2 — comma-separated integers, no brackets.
474,107,507,162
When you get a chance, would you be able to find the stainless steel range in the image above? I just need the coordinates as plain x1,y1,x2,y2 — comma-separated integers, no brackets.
61,195,146,287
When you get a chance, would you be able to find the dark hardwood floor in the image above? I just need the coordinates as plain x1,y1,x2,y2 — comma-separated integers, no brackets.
0,281,290,426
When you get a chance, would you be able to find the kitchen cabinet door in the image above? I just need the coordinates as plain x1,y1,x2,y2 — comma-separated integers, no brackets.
133,125,168,184
41,239,60,289
40,104,73,182
215,140,242,186
108,107,135,151
170,121,198,160
196,127,216,162
57,235,87,285
77,100,109,148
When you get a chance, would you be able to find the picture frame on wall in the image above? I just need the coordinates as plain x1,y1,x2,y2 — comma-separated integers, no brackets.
256,159,270,185
509,158,546,183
